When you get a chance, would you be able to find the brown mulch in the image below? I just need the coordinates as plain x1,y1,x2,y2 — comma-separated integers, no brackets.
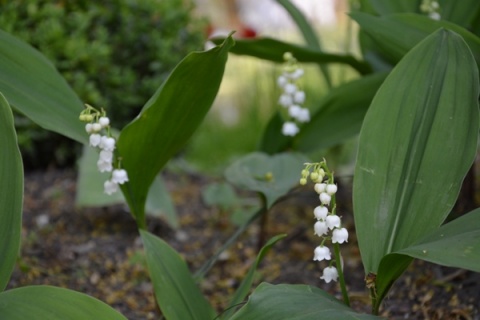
6,169,480,320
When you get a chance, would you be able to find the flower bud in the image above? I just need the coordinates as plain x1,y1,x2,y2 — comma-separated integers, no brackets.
319,192,331,205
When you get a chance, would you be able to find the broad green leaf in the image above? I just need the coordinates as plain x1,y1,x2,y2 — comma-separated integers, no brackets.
275,0,332,88
0,93,23,291
353,28,479,277
295,72,388,152
75,146,178,228
212,37,372,75
230,283,383,320
225,152,309,208
397,207,480,272
0,285,127,319
376,207,480,312
0,29,86,143
140,230,216,320
222,234,286,319
117,36,234,228
350,13,480,71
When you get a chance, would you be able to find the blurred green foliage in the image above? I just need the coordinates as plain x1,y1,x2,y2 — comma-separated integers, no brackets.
0,0,206,168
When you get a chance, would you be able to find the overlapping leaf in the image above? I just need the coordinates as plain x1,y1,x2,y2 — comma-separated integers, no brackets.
0,29,85,143
117,36,234,227
0,93,23,291
353,28,479,278
0,286,127,319
225,152,309,208
140,230,216,320
230,283,383,320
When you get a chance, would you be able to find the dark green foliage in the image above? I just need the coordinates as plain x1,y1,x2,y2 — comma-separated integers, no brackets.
0,0,206,167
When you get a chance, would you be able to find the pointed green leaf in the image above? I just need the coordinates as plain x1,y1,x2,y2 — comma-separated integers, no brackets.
376,207,480,311
225,152,309,208
212,37,372,75
230,283,384,320
222,234,286,319
140,230,216,320
295,72,388,152
0,93,23,291
0,286,127,319
397,208,480,271
350,13,480,71
117,36,234,227
0,29,85,143
353,29,479,276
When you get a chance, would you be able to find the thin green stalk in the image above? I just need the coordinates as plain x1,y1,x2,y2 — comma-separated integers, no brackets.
333,243,350,307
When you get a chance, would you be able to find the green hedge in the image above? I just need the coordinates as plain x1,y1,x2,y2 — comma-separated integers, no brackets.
1,0,207,167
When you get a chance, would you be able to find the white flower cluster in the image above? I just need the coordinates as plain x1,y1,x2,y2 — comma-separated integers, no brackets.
420,0,440,20
277,52,310,137
80,105,128,195
300,161,348,284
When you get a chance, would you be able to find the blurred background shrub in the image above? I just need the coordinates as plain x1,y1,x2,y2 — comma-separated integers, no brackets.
0,0,206,169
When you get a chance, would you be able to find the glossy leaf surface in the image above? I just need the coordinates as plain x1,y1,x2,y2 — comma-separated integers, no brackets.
0,286,127,319
353,29,479,276
0,29,85,143
140,230,216,320
212,37,372,75
0,93,23,291
295,72,387,152
230,283,383,320
117,36,234,227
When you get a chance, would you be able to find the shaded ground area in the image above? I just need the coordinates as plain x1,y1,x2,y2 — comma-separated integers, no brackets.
7,169,480,319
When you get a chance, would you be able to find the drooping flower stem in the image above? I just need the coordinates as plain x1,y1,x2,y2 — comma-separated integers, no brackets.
333,242,350,307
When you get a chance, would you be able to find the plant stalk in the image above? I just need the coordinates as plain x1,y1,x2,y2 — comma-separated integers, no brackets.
333,243,350,307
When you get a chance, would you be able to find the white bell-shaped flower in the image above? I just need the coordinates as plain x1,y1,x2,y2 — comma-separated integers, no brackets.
313,246,331,261
99,150,113,162
314,183,326,194
326,184,338,195
277,75,288,87
100,136,116,151
97,158,113,172
313,206,328,220
295,108,310,123
99,116,110,128
284,83,297,94
104,180,118,195
326,215,341,230
112,169,129,184
288,105,302,118
282,122,299,136
293,91,305,104
89,134,101,147
278,94,293,108
85,123,94,134
92,122,102,132
320,266,338,283
314,220,329,236
319,192,331,205
332,228,349,244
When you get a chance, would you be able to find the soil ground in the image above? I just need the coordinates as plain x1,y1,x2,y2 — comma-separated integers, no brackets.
7,169,480,320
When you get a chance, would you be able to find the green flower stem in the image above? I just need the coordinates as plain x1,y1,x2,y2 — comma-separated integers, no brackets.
333,242,350,307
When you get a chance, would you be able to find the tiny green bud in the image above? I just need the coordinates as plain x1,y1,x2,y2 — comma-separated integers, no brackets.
301,169,309,177
283,52,293,61
310,172,319,182
299,177,307,185
84,114,94,122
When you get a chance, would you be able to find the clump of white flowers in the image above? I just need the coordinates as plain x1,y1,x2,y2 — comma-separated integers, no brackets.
300,160,348,284
420,0,441,20
80,104,128,195
277,52,310,137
